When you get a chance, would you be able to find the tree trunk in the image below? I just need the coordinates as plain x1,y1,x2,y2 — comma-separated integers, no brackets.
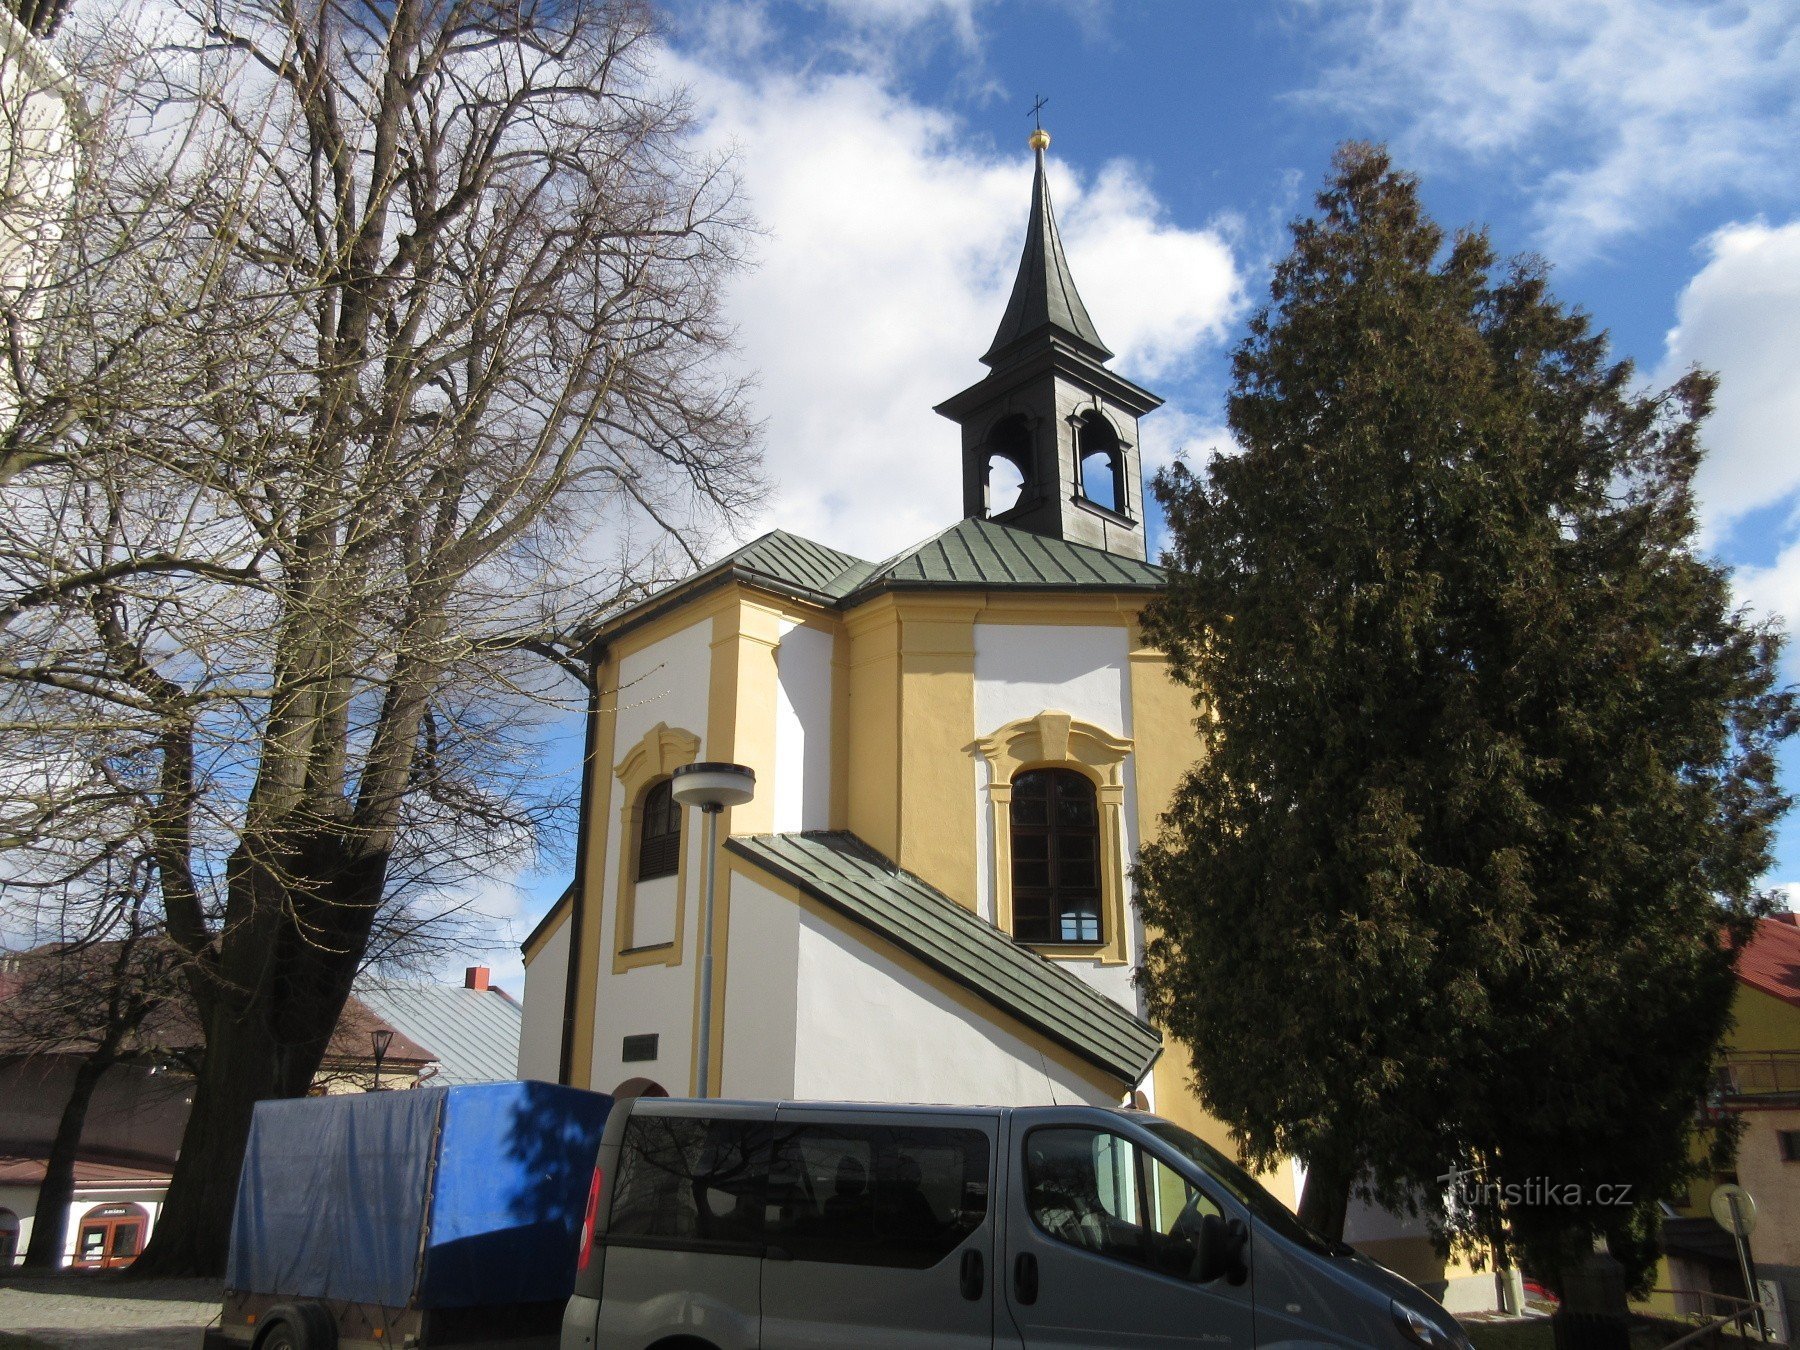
22,1053,114,1270
1297,1158,1355,1244
132,840,381,1277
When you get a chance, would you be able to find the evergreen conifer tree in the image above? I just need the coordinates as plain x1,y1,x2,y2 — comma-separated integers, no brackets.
1138,143,1795,1286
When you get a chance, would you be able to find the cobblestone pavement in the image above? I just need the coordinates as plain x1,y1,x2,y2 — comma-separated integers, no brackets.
0,1274,220,1349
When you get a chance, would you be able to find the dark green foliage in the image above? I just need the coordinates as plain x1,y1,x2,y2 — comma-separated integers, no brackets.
1138,143,1795,1287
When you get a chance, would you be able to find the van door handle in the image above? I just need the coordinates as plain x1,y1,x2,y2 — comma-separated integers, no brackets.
1013,1252,1038,1305
959,1248,983,1300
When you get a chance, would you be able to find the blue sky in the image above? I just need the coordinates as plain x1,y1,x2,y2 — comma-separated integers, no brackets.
471,0,1800,988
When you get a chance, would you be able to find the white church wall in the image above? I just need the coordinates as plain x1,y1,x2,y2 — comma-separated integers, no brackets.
588,616,715,1097
588,889,697,1095
614,620,714,756
789,903,1116,1108
517,916,569,1081
972,623,1132,739
719,873,801,1100
973,757,997,925
630,874,679,948
774,623,834,835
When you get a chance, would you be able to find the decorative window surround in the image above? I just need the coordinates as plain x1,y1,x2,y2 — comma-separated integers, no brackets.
973,710,1133,965
612,722,700,972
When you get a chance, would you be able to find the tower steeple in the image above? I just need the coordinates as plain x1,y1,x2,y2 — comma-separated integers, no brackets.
983,135,1112,367
935,126,1162,562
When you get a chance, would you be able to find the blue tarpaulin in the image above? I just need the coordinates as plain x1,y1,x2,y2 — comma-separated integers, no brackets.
226,1082,612,1309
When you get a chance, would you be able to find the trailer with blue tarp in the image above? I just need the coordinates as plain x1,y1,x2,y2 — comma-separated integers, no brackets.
203,1080,612,1350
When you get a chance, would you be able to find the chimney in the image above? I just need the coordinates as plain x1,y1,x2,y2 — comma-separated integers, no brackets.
464,965,491,991
1770,913,1798,927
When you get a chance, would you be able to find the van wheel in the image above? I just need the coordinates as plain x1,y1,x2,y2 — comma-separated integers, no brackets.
255,1302,337,1350
647,1339,720,1350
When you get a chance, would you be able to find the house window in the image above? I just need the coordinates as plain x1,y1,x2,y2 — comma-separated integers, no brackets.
636,779,681,881
1011,769,1103,945
1077,412,1126,516
1779,1130,1800,1162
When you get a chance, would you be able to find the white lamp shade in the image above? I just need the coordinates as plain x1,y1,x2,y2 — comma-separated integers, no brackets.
671,761,756,810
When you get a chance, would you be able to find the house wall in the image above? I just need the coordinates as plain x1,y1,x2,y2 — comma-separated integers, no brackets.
787,892,1118,1108
774,621,834,834
718,873,801,1101
0,1182,166,1268
517,911,569,1082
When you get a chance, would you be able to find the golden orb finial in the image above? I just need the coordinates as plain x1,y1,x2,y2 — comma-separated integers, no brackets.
1029,127,1050,152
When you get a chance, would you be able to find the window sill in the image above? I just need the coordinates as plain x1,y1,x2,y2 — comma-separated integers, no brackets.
1070,494,1138,528
1023,940,1128,967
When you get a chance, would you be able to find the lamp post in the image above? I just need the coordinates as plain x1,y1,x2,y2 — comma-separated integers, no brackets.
670,761,756,1099
370,1027,393,1092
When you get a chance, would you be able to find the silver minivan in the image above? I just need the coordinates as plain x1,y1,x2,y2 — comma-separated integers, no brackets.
560,1097,1472,1350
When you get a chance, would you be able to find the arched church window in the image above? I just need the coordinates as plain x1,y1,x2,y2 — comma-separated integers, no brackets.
636,778,681,881
1010,768,1102,945
984,414,1033,516
1077,412,1125,515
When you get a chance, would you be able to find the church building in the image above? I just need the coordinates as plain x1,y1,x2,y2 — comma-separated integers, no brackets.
517,129,1494,1310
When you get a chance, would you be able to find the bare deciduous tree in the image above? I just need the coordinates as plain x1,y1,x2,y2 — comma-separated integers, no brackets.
0,874,182,1270
2,0,760,1274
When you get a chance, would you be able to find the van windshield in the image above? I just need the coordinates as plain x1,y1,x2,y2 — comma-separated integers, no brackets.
1141,1120,1342,1257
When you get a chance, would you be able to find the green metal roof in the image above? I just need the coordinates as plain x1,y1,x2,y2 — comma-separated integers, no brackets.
726,831,1162,1084
862,518,1164,593
727,530,878,598
591,519,1163,647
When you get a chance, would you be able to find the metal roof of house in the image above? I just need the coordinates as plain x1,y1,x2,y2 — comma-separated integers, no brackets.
593,518,1165,646
726,831,1161,1084
353,980,523,1086
865,518,1164,592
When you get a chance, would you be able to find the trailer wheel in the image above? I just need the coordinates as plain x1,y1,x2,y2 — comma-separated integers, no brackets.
254,1302,337,1350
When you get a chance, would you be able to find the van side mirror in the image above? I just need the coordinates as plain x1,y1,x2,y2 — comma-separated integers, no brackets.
1190,1215,1249,1285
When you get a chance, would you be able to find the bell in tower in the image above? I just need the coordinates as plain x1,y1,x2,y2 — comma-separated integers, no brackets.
934,125,1163,561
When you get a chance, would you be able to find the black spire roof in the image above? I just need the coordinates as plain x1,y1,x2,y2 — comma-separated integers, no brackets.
982,139,1111,367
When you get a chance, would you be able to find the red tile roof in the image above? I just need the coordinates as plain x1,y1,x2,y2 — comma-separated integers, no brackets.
1737,915,1800,1009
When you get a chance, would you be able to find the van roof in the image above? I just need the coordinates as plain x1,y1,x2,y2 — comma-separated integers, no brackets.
626,1097,1140,1118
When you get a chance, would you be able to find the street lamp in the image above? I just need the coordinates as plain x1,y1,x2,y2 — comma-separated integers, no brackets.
370,1027,393,1092
671,761,755,1099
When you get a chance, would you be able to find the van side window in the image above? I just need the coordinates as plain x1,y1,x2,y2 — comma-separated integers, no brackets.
765,1124,990,1269
1025,1127,1221,1280
608,1114,768,1251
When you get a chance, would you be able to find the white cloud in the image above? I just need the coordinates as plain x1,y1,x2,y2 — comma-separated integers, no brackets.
1650,219,1800,671
676,62,1244,558
1658,220,1800,538
1302,0,1800,258
1733,535,1800,679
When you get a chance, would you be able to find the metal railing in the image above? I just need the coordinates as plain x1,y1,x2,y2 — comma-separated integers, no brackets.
1648,1289,1780,1348
1714,1052,1800,1099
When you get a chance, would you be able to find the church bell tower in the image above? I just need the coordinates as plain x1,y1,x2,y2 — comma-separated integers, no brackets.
935,126,1163,562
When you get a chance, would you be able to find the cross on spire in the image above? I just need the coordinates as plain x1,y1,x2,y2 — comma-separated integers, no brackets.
1028,94,1049,130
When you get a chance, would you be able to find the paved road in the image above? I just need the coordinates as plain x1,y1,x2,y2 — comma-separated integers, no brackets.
0,1275,219,1349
